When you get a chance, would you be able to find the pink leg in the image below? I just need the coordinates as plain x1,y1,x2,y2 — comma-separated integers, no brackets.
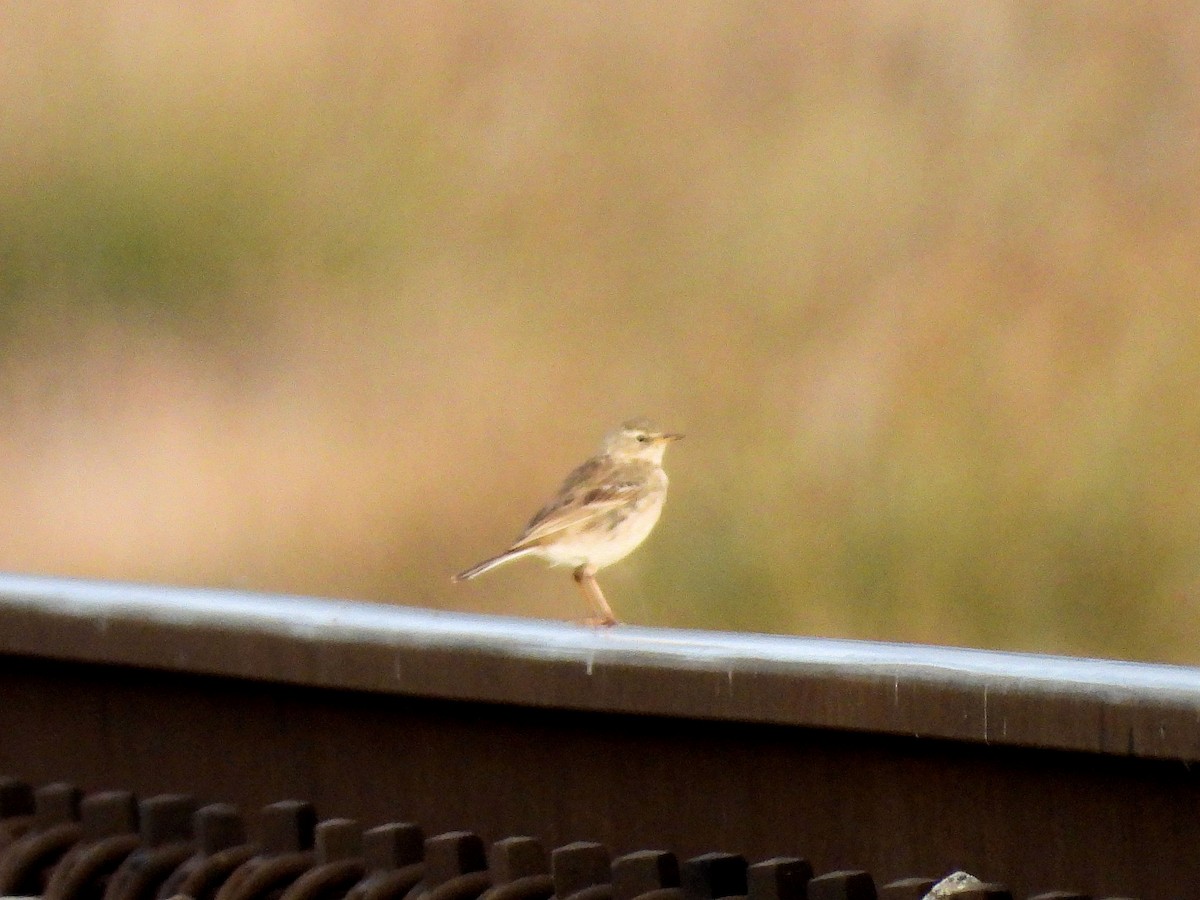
573,565,618,627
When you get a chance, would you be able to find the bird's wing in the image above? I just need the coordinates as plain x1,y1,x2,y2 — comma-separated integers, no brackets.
512,458,643,548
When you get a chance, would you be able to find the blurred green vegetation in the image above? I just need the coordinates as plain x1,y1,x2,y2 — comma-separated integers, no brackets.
1,4,1199,663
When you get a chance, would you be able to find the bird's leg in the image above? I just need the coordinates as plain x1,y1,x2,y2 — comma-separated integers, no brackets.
573,565,618,627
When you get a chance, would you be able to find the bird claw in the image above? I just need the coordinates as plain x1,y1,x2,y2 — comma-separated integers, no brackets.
582,614,620,628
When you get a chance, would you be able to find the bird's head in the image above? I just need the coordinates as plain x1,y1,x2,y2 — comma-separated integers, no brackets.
603,417,684,463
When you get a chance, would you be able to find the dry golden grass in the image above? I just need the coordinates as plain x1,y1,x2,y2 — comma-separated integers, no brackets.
1,3,1199,661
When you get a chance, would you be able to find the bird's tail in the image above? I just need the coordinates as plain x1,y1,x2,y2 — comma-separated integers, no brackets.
451,546,536,582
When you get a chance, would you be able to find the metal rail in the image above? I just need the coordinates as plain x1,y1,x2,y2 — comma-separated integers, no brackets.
1,572,1198,899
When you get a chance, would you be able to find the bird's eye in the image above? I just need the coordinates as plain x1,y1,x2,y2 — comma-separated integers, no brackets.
636,434,649,442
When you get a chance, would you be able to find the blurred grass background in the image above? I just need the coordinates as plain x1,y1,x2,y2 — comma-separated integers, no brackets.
2,3,1199,662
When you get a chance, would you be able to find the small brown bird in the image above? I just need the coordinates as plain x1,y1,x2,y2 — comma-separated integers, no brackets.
452,418,683,626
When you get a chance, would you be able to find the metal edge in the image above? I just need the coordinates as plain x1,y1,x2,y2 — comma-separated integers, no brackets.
1,572,1199,760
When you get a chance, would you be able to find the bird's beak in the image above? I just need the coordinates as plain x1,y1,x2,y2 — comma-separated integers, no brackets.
660,432,684,443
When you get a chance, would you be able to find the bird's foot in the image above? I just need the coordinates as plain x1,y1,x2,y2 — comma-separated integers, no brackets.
581,614,620,628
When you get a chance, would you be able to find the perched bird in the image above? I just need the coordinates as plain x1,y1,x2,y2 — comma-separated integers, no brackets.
452,418,683,626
